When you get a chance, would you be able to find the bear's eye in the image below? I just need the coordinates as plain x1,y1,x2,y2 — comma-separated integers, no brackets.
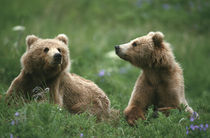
132,42,137,47
44,48,49,53
57,48,61,52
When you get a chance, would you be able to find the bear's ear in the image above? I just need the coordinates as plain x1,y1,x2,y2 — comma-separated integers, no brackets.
26,35,39,49
56,34,68,45
148,31,155,36
152,32,164,47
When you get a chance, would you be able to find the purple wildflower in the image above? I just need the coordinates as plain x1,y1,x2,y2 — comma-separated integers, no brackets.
10,133,13,138
80,133,84,137
15,112,19,117
186,130,189,135
190,111,198,121
11,120,15,125
199,124,204,131
203,127,207,131
190,117,194,122
193,112,198,117
199,126,202,131
186,126,189,135
203,124,208,131
162,4,170,10
98,69,105,77
205,124,208,128
194,125,199,129
190,124,195,131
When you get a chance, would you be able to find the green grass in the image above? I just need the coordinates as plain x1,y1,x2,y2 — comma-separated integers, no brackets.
0,0,210,137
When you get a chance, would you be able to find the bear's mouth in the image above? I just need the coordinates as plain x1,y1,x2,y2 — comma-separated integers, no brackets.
116,52,129,61
120,55,129,61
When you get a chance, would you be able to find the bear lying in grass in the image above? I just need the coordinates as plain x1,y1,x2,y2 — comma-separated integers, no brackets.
115,32,194,125
6,34,111,119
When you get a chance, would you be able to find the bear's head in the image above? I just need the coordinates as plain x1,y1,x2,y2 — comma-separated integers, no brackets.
21,34,70,78
115,32,174,69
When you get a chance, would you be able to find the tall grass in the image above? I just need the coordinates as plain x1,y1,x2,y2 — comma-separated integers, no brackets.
0,0,209,137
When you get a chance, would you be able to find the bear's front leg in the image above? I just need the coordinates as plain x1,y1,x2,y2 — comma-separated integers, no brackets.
124,75,154,126
5,74,24,104
124,105,145,126
49,80,63,107
52,88,63,107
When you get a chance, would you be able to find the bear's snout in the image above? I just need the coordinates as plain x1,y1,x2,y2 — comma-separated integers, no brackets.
53,53,62,64
115,45,120,54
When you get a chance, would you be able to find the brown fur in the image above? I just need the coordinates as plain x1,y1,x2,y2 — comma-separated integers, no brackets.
6,35,69,105
6,34,111,119
61,73,110,119
115,32,194,125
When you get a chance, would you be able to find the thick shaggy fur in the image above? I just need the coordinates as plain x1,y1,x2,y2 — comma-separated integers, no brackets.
6,34,110,119
115,32,194,125
6,35,69,105
61,73,110,118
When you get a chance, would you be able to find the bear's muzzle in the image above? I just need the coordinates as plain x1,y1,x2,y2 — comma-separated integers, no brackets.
53,53,62,64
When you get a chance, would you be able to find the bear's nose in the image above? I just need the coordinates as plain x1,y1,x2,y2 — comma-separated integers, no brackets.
115,45,120,53
115,45,120,50
53,53,62,61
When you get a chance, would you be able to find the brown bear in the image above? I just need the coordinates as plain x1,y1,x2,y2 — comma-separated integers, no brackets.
6,34,69,105
115,32,194,125
6,34,111,119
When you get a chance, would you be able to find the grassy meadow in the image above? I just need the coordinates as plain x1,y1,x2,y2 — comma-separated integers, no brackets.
0,0,210,137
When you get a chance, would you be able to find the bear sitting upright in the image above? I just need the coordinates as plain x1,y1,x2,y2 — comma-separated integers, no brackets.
115,32,194,125
6,34,69,105
6,34,111,119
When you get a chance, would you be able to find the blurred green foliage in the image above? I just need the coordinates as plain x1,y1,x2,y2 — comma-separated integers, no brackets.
0,0,209,137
